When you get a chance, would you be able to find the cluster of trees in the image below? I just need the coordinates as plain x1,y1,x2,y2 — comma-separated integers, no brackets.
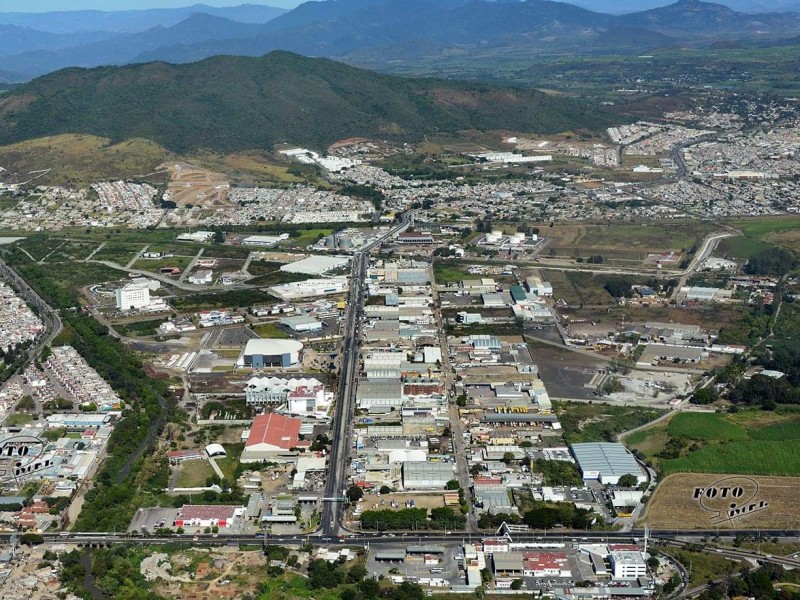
522,500,596,529
530,458,583,486
360,507,466,531
60,546,163,600
602,276,636,299
340,184,385,211
728,374,800,409
744,247,798,277
698,564,800,600
0,340,32,383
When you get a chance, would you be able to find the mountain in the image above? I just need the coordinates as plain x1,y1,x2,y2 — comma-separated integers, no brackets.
134,0,618,64
0,51,618,153
0,25,116,57
0,4,287,34
566,0,800,13
0,14,268,79
132,0,800,68
618,0,800,33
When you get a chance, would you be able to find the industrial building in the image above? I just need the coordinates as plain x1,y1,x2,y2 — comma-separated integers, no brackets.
280,255,350,275
570,442,645,485
175,505,244,529
280,314,324,333
188,269,213,285
240,339,303,368
46,413,111,430
244,376,325,407
357,379,403,409
526,274,553,297
241,234,289,246
240,413,306,461
268,277,349,300
402,461,456,490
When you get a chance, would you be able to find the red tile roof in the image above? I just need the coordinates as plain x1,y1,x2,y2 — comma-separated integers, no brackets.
523,552,569,571
246,413,302,450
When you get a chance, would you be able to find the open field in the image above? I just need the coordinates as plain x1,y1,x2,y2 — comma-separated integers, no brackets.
732,215,800,254
554,401,666,444
542,269,615,306
539,220,715,256
0,134,170,187
252,323,290,339
162,161,230,207
658,546,742,588
712,235,771,260
175,459,215,488
626,408,800,476
643,473,800,530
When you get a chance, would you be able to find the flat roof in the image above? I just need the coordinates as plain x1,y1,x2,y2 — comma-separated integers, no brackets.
244,338,303,356
280,255,350,275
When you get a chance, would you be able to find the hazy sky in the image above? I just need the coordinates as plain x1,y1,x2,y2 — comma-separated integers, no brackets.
0,0,303,11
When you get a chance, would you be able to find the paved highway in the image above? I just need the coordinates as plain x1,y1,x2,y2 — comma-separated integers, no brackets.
322,214,412,536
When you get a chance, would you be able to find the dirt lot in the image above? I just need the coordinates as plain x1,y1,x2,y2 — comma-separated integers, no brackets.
359,492,448,511
642,473,800,530
163,161,231,207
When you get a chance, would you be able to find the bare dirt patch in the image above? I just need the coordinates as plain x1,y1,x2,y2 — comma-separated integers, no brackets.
642,473,800,530
163,161,230,207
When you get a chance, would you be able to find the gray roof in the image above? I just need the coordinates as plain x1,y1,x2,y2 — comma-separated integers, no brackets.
407,545,445,554
357,379,403,399
374,550,406,560
571,442,641,478
403,461,455,480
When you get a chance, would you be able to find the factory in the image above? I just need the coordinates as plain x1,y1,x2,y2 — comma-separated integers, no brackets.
240,413,308,462
570,442,646,485
268,277,349,300
402,461,457,490
239,338,303,368
280,255,350,275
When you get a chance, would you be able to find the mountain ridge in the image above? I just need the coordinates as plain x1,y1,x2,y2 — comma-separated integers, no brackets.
0,51,620,154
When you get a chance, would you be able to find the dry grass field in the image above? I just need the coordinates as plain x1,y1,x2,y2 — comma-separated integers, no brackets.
162,161,231,207
642,473,800,530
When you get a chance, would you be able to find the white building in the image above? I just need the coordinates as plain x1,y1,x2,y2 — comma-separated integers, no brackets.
115,282,150,310
610,550,647,580
526,274,553,297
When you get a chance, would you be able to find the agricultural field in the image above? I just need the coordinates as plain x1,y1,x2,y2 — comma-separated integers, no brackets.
732,215,800,255
712,235,771,260
537,220,714,259
626,408,800,476
643,473,800,530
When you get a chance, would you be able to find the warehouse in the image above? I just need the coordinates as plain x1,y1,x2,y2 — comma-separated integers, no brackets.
636,343,706,367
280,314,324,333
402,461,456,490
240,413,307,462
571,442,645,485
175,505,244,529
357,379,403,409
280,255,350,275
241,234,289,246
269,277,349,300
240,339,303,368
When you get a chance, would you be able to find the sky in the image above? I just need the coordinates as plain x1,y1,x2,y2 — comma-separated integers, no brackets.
0,0,302,11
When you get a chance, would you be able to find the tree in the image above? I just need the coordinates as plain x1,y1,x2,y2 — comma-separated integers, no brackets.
691,387,718,405
347,564,367,583
346,485,364,503
502,452,515,465
445,480,461,491
511,579,523,590
379,485,391,495
616,474,639,488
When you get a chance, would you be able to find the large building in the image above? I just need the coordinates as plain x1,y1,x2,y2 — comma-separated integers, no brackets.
240,413,307,462
175,505,243,529
280,255,350,275
244,376,325,407
115,282,150,310
571,442,645,485
402,461,456,490
281,315,324,333
609,550,647,580
240,339,303,368
268,277,349,300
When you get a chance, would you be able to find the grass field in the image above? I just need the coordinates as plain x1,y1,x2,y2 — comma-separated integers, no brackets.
732,215,800,254
172,289,276,311
92,242,146,266
433,262,475,284
644,473,800,530
667,413,748,441
712,235,771,260
627,408,800,476
175,459,215,488
542,270,616,306
252,323,290,339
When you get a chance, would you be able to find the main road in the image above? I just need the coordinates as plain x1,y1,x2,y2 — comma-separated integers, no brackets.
322,214,413,536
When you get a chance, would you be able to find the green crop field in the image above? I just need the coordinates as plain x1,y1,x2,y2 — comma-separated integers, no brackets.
712,235,771,260
667,413,748,441
627,408,800,476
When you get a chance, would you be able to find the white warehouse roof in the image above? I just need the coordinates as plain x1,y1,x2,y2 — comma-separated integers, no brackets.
244,338,303,356
281,255,350,275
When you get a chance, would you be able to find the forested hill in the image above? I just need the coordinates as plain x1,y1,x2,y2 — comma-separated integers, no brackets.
0,51,618,153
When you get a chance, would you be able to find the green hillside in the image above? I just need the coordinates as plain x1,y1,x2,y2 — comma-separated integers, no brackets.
0,51,619,153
